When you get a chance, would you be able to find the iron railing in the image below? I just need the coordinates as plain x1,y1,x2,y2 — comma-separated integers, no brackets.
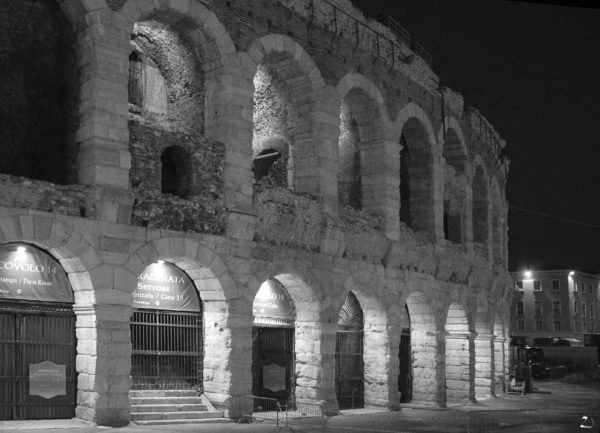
241,395,324,427
131,309,203,391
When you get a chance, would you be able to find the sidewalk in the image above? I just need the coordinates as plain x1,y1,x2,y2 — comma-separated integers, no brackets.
2,378,599,433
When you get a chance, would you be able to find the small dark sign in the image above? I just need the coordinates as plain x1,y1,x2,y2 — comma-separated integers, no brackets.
263,363,286,393
252,279,295,327
0,244,73,303
133,262,200,312
29,361,66,399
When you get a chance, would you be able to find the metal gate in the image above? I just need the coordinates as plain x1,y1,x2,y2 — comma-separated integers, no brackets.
0,302,76,420
398,329,412,403
336,292,364,409
252,327,295,407
131,309,203,391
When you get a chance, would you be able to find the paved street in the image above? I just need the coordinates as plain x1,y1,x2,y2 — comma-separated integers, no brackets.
2,378,600,433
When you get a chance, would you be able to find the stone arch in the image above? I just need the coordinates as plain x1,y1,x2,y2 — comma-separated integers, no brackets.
0,214,125,424
439,117,468,245
444,301,473,403
341,270,393,409
336,73,391,214
124,237,235,409
394,103,439,236
253,259,326,404
490,178,505,266
471,157,490,257
1,0,79,185
120,0,236,67
249,34,326,196
405,290,441,404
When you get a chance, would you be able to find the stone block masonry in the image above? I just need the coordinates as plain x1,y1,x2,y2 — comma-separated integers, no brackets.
0,0,512,426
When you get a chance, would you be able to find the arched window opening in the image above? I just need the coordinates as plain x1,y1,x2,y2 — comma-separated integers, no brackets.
399,136,411,227
472,166,489,252
442,128,467,245
399,118,435,235
161,146,191,198
338,106,362,210
253,62,299,191
128,51,144,106
336,292,364,409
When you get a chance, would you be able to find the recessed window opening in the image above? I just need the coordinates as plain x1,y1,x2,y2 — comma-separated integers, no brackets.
338,107,362,210
161,145,190,198
399,136,411,227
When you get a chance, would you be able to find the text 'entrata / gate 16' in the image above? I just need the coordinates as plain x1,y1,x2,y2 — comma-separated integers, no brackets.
131,261,203,391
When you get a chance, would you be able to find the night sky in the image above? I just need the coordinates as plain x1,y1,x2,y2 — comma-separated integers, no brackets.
352,0,600,273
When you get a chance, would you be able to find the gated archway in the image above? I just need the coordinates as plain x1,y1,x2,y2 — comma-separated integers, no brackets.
252,278,296,406
0,243,76,420
398,305,412,403
336,292,364,409
130,261,203,390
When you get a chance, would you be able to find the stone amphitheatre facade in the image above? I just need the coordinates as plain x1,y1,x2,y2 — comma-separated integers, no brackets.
0,0,512,426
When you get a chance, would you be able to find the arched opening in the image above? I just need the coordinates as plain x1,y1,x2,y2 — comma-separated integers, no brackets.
0,0,78,185
161,145,192,198
399,137,411,227
444,303,472,403
130,261,203,391
399,118,435,234
252,137,290,188
442,128,467,245
398,305,412,403
336,292,364,409
490,181,504,265
472,165,489,255
252,278,296,407
0,243,76,420
253,61,301,192
338,107,362,210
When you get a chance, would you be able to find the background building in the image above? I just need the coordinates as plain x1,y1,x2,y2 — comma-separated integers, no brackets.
0,0,511,426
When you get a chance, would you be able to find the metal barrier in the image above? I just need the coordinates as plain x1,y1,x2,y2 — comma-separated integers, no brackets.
241,395,324,428
467,409,542,432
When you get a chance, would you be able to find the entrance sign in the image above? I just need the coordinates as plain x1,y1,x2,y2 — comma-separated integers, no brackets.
252,279,295,327
263,363,286,393
29,361,66,399
0,243,72,303
133,262,199,311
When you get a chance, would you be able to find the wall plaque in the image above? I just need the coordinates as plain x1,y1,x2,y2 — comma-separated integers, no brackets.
29,361,66,399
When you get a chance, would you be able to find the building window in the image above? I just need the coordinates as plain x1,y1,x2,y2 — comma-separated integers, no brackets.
536,320,543,331
574,301,578,313
515,280,524,291
591,322,595,332
533,280,542,291
553,320,561,331
591,305,594,318
574,282,578,292
582,303,586,317
552,280,560,291
589,285,593,294
574,320,579,331
534,301,542,316
552,301,561,316
516,301,524,316
518,320,525,332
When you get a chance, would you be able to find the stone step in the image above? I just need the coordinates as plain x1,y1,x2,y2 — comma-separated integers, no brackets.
131,403,208,413
131,410,225,421
130,389,198,398
133,418,231,426
130,396,205,405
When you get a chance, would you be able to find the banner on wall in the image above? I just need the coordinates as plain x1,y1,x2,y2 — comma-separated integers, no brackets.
0,244,73,303
133,262,200,312
252,279,295,327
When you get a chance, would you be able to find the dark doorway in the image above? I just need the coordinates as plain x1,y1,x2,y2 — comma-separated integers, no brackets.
398,306,412,403
336,292,364,409
252,279,296,407
251,327,295,406
0,302,76,420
